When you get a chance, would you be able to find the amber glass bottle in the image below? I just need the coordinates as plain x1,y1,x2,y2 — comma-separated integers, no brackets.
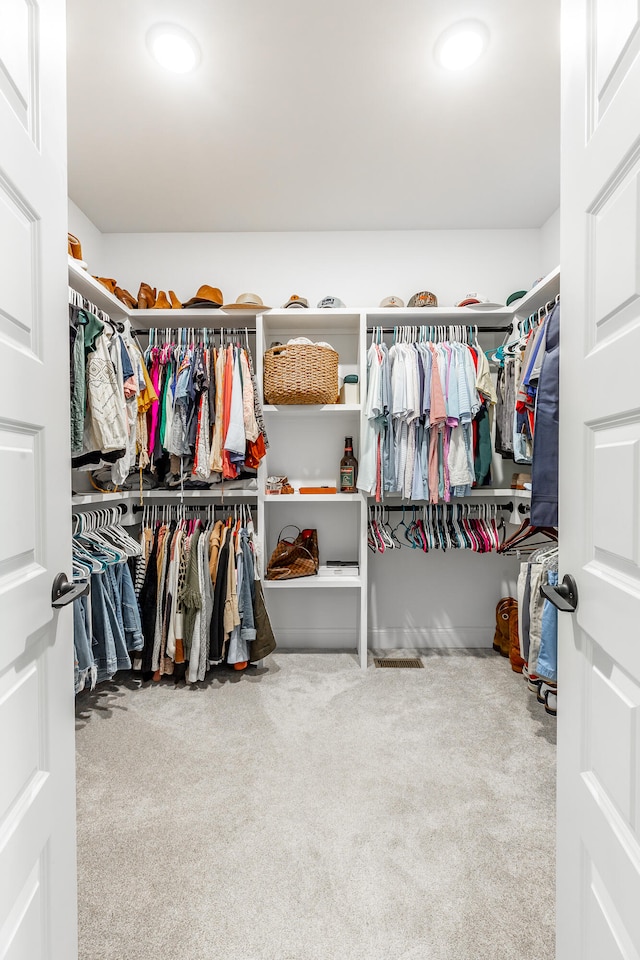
340,437,358,493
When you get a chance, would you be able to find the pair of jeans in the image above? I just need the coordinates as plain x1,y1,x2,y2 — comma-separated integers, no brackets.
536,570,558,682
527,562,546,675
115,561,145,653
91,563,144,683
73,592,96,693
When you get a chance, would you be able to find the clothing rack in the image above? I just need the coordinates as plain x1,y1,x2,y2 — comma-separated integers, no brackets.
366,324,512,335
380,501,514,513
72,503,127,533
131,500,254,514
133,326,253,342
68,286,124,331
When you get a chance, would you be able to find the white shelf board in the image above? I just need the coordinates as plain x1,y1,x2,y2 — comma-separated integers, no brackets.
68,259,130,319
262,576,362,589
71,492,125,506
72,488,258,507
264,492,362,502
263,404,360,415
372,488,531,501
141,488,258,499
508,266,560,318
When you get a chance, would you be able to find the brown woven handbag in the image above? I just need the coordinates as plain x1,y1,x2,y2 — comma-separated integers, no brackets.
266,526,319,580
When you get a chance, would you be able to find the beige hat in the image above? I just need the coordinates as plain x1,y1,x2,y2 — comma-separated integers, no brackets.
222,293,270,311
379,295,405,308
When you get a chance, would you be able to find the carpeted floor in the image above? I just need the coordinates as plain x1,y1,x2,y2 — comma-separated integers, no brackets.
75,651,556,960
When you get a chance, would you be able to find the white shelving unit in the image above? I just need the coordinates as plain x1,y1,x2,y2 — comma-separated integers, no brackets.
69,264,558,669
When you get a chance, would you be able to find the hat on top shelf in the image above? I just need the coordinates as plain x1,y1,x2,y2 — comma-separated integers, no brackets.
317,296,345,308
456,292,504,309
222,293,270,311
282,294,309,308
408,291,438,307
379,295,405,307
182,285,224,308
506,290,527,306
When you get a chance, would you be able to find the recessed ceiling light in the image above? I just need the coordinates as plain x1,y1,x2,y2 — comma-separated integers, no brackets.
435,20,489,72
147,24,200,74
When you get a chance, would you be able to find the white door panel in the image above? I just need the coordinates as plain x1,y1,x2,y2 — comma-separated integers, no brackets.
593,0,640,128
0,0,35,137
0,1,77,959
559,0,640,956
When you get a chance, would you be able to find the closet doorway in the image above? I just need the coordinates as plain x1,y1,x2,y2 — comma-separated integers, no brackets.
2,1,640,958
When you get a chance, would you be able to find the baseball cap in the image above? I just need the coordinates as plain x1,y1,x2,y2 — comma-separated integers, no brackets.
457,292,504,309
379,296,405,308
317,297,345,308
506,290,527,306
282,294,309,309
408,291,438,307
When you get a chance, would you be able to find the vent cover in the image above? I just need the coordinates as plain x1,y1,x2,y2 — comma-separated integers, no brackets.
373,657,424,669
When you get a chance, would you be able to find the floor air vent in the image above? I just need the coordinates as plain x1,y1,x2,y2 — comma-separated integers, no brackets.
373,657,424,669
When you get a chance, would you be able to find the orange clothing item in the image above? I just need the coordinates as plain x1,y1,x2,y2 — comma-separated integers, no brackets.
245,432,266,469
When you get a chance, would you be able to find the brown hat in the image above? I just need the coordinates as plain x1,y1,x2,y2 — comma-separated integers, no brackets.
182,285,223,308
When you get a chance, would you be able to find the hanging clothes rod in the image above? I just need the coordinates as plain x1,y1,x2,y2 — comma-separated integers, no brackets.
131,327,254,337
131,500,255,513
378,501,514,512
366,324,512,335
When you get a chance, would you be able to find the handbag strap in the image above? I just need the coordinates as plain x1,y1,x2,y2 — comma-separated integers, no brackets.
277,524,301,544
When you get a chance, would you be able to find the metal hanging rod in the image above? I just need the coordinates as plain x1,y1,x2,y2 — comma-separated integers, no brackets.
71,501,128,516
366,324,512,335
131,500,254,514
132,327,255,337
377,501,514,512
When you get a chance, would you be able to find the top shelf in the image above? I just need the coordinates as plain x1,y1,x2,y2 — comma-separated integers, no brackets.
68,259,130,319
509,266,560,319
69,261,560,329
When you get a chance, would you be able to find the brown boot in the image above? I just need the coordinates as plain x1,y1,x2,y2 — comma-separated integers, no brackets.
95,277,118,294
153,290,171,309
137,282,156,309
494,598,517,657
114,287,137,309
169,289,182,308
68,233,83,260
508,606,525,673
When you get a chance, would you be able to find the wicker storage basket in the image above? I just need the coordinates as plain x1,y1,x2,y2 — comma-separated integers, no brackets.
263,343,339,404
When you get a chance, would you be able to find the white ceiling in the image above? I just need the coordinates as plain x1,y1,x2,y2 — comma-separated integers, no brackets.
66,0,560,234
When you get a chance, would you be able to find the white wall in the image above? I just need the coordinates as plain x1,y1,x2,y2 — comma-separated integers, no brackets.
68,198,104,272
539,207,560,276
98,228,540,311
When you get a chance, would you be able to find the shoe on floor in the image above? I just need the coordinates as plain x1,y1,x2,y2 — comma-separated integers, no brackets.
544,689,557,716
537,681,558,705
527,671,542,694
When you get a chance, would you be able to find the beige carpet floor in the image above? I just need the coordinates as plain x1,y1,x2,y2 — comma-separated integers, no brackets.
75,651,556,960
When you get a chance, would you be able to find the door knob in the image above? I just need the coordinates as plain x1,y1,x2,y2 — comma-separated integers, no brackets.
51,572,89,608
540,574,578,613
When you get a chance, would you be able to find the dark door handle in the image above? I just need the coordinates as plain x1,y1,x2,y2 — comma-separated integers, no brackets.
51,572,90,608
540,574,578,613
